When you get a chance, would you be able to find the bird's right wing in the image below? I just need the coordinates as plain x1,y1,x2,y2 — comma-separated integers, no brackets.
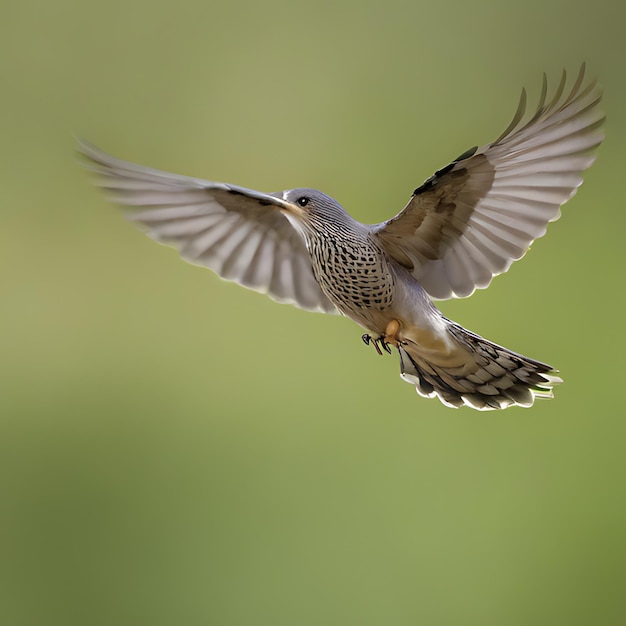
372,65,604,299
79,141,337,314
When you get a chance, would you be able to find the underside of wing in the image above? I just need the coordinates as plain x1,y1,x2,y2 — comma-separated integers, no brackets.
372,65,605,299
79,140,337,314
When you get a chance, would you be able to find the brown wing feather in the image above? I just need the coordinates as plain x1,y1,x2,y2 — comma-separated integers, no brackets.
372,65,604,299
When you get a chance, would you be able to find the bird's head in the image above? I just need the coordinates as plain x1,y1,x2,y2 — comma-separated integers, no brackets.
273,188,355,238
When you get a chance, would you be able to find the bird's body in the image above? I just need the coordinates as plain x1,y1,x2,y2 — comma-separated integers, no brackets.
80,65,604,410
280,188,559,409
283,195,443,354
290,204,397,329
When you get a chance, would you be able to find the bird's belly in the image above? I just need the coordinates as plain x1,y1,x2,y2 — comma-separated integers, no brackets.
306,229,443,339
315,268,397,332
316,259,461,360
309,240,417,332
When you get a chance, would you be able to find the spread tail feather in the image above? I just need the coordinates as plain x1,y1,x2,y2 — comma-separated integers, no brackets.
397,322,562,410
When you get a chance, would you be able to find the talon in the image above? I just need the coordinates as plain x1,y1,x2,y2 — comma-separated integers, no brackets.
363,327,400,356
373,337,391,355
363,333,383,355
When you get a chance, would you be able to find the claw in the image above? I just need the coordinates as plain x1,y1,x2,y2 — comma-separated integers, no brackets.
362,333,383,355
372,339,383,356
362,333,383,354
362,322,402,356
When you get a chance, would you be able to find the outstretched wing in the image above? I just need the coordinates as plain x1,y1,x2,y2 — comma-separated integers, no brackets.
372,65,604,299
79,141,337,314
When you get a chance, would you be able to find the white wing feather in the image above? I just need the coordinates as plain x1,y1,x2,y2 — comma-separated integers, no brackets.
79,140,337,314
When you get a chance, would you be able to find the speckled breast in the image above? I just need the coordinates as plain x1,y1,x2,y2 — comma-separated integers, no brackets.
308,235,395,317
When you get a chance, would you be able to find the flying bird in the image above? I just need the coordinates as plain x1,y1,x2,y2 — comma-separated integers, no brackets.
80,65,604,410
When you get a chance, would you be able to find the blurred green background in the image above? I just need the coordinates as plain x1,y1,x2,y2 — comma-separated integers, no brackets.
1,1,625,624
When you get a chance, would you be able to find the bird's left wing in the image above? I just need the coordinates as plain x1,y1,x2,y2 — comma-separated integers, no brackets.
79,140,337,314
371,65,604,299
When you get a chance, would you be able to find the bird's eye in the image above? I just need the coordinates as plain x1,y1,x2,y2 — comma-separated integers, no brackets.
296,196,310,207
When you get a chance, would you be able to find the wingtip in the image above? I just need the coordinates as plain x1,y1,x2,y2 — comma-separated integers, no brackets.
74,136,103,166
493,86,527,144
74,134,91,152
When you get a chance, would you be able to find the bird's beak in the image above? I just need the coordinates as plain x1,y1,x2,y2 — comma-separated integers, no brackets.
268,192,305,217
281,203,305,217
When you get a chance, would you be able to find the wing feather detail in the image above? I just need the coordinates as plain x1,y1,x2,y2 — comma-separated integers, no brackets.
79,140,337,314
372,65,604,299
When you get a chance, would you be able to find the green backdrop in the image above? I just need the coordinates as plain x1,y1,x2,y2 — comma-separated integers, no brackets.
2,1,625,624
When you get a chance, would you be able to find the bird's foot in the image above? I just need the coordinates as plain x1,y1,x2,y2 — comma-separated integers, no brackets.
362,333,392,355
361,320,402,356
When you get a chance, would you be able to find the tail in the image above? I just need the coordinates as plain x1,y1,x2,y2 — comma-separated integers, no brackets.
397,321,562,410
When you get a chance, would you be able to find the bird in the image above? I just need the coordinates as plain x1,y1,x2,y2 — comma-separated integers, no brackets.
79,65,604,410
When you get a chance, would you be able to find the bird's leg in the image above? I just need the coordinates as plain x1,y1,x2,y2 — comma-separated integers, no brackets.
362,320,402,356
362,333,383,356
377,337,393,354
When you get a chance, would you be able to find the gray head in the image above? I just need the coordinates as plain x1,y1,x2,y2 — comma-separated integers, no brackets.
272,188,356,239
